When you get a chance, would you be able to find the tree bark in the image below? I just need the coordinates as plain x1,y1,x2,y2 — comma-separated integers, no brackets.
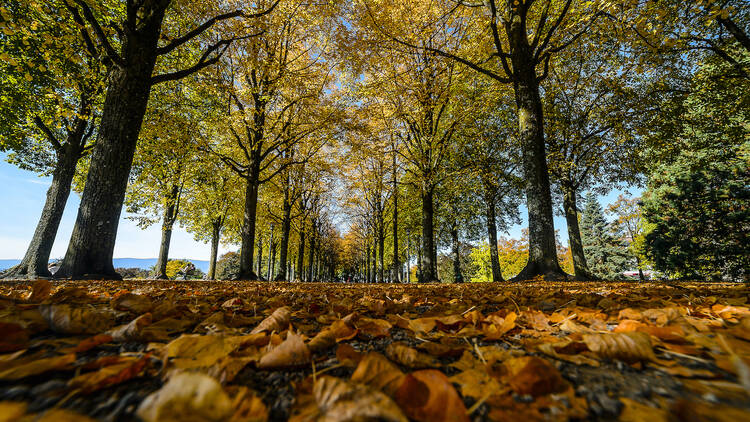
307,225,315,282
238,163,260,280
274,192,292,281
420,187,437,282
562,186,592,280
2,148,79,279
508,31,565,281
365,241,371,283
378,221,385,283
485,200,504,282
256,231,263,279
296,224,306,281
208,219,222,280
56,8,166,280
153,184,180,280
267,226,275,280
451,222,463,283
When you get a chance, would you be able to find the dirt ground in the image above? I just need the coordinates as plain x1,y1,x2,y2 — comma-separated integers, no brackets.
1,280,749,421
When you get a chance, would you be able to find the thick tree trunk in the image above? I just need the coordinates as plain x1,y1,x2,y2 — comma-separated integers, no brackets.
3,149,78,279
508,37,565,281
274,196,292,281
238,167,260,280
208,219,222,280
485,200,504,282
296,226,306,282
420,187,437,282
562,186,592,280
153,185,180,280
56,11,166,279
451,223,463,283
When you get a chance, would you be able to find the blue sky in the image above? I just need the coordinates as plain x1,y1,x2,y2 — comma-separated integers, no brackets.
0,152,639,260
0,153,232,260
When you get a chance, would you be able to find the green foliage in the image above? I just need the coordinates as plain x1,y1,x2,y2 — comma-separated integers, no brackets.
164,259,203,280
581,193,632,279
115,267,151,279
215,252,240,280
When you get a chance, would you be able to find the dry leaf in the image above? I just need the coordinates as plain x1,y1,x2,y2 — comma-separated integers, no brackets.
0,353,75,380
351,352,405,396
583,332,656,363
251,307,291,334
385,342,439,369
0,401,27,422
111,293,154,314
618,397,668,422
449,368,503,400
504,356,568,397
106,313,153,342
308,319,358,352
68,354,150,393
356,317,392,338
164,334,239,370
0,322,28,352
38,304,115,335
335,344,362,367
312,376,408,422
28,280,51,303
258,332,311,369
394,369,469,422
35,408,98,421
228,386,268,422
137,372,233,422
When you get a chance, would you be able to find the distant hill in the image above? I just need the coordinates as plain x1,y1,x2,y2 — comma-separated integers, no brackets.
0,258,210,273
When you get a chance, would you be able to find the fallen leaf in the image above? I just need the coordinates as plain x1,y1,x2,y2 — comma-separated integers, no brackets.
394,369,469,422
35,408,98,421
136,372,233,422
251,306,291,334
38,304,115,335
106,313,153,342
70,334,114,353
258,332,311,369
311,375,407,422
0,353,75,380
618,397,668,422
111,292,154,314
504,356,568,397
351,352,405,396
308,319,358,352
164,334,239,370
335,344,362,366
228,386,268,422
68,354,150,393
28,280,51,303
449,368,503,400
583,332,656,363
385,342,439,368
0,401,26,422
356,317,392,338
0,322,28,352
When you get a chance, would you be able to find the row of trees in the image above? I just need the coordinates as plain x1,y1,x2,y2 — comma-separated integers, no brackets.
0,0,747,282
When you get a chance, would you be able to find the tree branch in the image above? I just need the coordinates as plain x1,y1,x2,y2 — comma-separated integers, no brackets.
72,0,125,66
33,117,62,150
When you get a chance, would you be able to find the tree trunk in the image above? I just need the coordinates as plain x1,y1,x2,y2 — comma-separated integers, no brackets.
307,227,315,282
416,236,423,283
485,199,504,282
508,34,565,281
420,187,437,282
274,195,292,281
238,165,260,280
153,184,180,280
296,226,306,282
3,148,79,279
208,219,221,280
56,10,166,280
405,234,411,284
365,241,371,283
392,147,400,283
451,222,463,283
562,186,592,280
378,222,385,283
267,227,275,280
256,232,263,279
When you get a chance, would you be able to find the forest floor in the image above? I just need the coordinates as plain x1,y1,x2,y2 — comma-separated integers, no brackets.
0,280,749,422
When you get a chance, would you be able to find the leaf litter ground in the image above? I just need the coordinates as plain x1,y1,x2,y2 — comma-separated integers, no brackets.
1,280,749,421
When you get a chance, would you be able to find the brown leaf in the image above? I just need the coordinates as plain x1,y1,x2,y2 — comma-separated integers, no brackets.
385,342,439,369
504,356,568,397
356,317,392,338
335,344,362,367
449,368,503,400
136,372,233,422
28,280,52,303
251,306,291,334
350,352,405,396
35,408,98,421
0,401,27,421
483,311,517,340
106,313,153,342
618,397,667,422
38,304,115,335
0,322,28,352
68,354,150,394
258,332,311,369
69,334,114,353
111,292,154,314
311,376,407,422
228,386,268,422
0,353,75,380
583,331,656,363
164,334,239,370
308,319,358,352
394,370,469,422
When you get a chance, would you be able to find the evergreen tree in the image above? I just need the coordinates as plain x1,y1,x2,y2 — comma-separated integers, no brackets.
580,193,631,279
